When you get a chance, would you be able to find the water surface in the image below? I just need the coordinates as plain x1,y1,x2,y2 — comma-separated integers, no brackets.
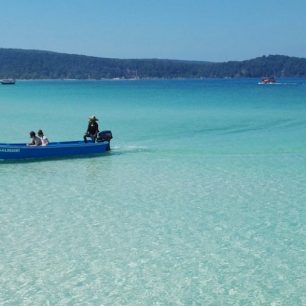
0,79,306,305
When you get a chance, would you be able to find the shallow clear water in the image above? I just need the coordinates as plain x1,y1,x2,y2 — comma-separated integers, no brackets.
0,79,306,305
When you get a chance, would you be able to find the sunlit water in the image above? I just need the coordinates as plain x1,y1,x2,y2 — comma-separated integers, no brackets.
0,79,306,305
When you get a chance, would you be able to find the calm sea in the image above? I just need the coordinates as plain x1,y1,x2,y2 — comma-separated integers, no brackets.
0,79,306,305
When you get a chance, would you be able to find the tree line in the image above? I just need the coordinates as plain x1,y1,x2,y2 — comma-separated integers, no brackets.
0,48,306,79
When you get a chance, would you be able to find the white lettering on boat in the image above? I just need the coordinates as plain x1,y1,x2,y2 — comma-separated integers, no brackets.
0,148,21,153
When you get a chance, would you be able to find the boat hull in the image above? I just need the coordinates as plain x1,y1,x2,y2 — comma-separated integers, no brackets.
1,79,16,85
0,141,110,160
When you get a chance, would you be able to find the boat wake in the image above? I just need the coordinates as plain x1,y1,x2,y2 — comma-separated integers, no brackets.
258,82,282,85
110,145,150,155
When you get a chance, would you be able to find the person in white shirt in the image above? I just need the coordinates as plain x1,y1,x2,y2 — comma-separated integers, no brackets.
38,129,49,146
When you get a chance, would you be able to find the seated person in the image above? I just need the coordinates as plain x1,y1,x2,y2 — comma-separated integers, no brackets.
37,129,49,146
28,131,42,146
84,115,99,143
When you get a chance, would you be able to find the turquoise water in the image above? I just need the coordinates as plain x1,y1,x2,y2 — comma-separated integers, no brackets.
0,79,306,305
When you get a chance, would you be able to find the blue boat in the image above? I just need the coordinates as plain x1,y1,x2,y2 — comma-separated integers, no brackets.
0,131,112,161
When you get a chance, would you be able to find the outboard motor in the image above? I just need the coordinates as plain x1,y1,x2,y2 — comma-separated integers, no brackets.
96,130,113,142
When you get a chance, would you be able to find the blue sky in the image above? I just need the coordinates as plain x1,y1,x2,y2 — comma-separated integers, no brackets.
0,0,305,62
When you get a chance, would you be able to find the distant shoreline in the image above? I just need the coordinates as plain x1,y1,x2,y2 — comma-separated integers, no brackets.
12,76,306,82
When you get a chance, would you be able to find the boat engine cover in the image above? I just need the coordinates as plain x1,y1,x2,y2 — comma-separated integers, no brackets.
97,130,113,142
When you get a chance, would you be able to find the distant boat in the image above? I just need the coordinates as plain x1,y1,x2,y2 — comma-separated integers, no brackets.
258,77,276,85
1,79,16,85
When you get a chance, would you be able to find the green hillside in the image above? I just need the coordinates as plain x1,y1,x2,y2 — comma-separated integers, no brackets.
1,48,306,79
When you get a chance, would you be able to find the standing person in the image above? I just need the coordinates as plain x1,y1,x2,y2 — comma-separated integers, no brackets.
38,129,49,146
27,131,42,146
84,115,99,143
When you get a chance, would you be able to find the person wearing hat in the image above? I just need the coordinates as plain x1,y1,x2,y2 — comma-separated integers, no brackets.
84,115,99,143
27,131,42,146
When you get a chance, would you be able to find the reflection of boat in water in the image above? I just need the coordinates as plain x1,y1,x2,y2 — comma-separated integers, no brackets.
1,79,16,85
258,77,276,85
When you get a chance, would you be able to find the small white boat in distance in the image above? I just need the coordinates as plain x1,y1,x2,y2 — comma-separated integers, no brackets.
1,79,16,85
258,77,276,85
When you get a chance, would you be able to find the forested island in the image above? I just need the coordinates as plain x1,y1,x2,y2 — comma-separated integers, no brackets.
1,48,306,79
